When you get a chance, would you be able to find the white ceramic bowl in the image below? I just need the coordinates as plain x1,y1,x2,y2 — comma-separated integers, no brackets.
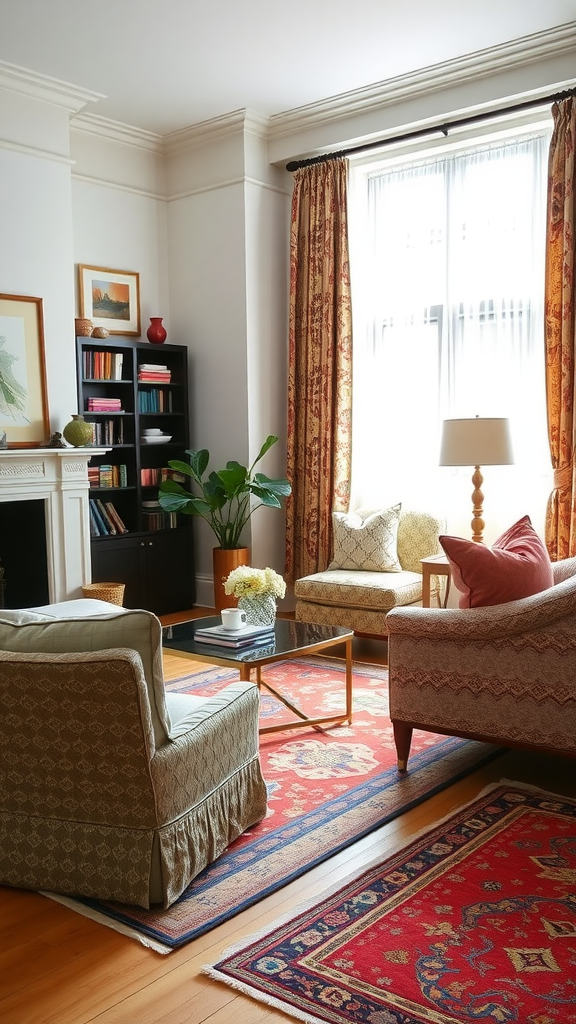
143,428,163,436
141,435,172,445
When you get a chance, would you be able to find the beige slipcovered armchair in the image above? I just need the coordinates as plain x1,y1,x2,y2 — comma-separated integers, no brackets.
295,509,446,637
387,557,576,770
0,600,267,909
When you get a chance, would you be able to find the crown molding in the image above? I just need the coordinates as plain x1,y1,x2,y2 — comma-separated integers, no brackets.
69,107,270,155
70,111,163,153
5,20,573,152
268,20,576,140
162,108,270,156
0,59,103,115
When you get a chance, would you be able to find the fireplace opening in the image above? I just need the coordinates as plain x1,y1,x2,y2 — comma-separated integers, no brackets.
0,500,50,608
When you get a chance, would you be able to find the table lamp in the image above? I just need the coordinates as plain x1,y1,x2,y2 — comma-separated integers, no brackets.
439,416,514,543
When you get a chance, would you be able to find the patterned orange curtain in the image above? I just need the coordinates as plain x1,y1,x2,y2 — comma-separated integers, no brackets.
285,158,353,583
544,97,576,559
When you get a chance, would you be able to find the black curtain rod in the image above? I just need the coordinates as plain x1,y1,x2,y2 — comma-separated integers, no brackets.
285,87,576,172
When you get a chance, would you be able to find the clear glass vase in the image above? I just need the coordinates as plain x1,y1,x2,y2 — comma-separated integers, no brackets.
238,592,277,626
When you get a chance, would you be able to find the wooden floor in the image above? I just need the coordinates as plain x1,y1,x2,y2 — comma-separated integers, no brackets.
2,608,575,1024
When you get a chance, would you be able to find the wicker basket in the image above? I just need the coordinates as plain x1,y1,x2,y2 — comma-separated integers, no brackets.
82,582,125,606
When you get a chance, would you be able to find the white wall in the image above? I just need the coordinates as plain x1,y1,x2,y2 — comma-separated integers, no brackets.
164,113,291,605
0,92,78,436
244,125,291,575
71,126,169,339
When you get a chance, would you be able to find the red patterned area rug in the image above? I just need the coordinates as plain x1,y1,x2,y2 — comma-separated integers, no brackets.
46,657,500,952
206,782,576,1024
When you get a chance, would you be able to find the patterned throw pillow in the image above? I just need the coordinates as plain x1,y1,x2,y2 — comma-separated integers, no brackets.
329,505,402,572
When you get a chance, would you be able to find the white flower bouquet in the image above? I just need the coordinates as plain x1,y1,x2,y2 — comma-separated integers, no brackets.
224,565,286,600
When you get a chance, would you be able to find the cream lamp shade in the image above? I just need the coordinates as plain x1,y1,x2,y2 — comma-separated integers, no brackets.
439,416,514,542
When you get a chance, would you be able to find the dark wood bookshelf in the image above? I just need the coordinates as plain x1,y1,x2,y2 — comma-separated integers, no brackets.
75,336,195,614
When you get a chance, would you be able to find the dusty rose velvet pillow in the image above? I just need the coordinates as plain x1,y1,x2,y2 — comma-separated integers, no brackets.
439,515,554,609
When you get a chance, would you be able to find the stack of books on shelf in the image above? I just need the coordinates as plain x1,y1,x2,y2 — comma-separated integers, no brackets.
88,418,125,446
138,363,172,383
83,350,124,381
194,622,276,649
89,498,129,536
141,500,178,531
140,466,185,487
87,397,122,413
138,388,173,412
89,464,127,488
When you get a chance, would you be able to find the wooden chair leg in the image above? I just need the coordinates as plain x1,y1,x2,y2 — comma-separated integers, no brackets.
393,721,413,772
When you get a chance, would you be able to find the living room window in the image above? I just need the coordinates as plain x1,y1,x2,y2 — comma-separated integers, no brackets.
348,121,553,537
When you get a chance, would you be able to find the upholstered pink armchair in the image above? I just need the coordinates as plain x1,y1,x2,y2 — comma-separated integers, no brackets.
387,557,576,770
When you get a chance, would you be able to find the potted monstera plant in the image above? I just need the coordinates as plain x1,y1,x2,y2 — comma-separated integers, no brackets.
158,434,291,610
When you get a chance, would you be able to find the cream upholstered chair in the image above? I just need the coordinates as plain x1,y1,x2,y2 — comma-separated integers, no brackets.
295,508,446,637
387,557,576,770
0,600,267,909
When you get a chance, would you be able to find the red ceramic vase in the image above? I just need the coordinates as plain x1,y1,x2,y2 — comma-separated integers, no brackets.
146,317,167,345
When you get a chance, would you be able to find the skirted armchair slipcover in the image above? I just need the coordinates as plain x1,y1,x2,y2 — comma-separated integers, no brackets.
387,557,576,770
0,600,267,908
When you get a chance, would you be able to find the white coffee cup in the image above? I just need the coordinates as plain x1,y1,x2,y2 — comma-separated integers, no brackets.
221,607,247,630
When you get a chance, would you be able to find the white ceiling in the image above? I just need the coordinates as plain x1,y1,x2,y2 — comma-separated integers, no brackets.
1,0,575,136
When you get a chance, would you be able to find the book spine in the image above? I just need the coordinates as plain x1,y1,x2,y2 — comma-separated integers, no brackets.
89,499,109,536
105,502,128,533
89,504,101,537
95,499,116,534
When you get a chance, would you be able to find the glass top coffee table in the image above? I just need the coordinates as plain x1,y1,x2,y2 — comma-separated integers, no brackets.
162,616,353,734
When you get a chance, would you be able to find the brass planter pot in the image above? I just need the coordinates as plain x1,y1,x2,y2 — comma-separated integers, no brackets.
212,546,250,612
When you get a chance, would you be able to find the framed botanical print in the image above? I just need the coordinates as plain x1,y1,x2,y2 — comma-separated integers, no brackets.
0,294,50,448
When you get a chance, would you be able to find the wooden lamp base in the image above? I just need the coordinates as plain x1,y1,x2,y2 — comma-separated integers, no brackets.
471,465,485,543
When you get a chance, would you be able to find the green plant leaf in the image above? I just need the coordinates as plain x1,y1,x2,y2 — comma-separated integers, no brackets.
187,448,210,483
250,487,282,508
253,473,292,496
159,478,187,494
158,436,291,548
166,459,195,478
217,471,248,499
203,473,229,508
251,435,278,468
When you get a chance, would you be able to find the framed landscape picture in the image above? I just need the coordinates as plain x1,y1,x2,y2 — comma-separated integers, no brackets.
0,293,50,448
78,265,141,336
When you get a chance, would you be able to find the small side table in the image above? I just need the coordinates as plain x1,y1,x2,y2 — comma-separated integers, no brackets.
420,553,451,608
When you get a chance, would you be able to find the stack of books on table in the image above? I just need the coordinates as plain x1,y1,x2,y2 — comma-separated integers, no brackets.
194,623,275,649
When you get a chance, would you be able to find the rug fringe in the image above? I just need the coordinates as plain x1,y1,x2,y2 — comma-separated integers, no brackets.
203,965,324,1023
494,777,574,800
41,892,172,954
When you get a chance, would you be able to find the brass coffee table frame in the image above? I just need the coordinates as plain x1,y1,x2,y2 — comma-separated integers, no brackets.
162,617,354,735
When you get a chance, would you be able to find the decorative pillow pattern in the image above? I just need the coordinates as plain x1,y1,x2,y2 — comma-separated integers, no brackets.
440,515,554,608
329,504,402,572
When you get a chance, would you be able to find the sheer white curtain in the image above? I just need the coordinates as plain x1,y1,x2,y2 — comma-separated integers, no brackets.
349,130,552,541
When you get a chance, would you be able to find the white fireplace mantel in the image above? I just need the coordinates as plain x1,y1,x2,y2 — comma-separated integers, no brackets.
0,448,108,604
